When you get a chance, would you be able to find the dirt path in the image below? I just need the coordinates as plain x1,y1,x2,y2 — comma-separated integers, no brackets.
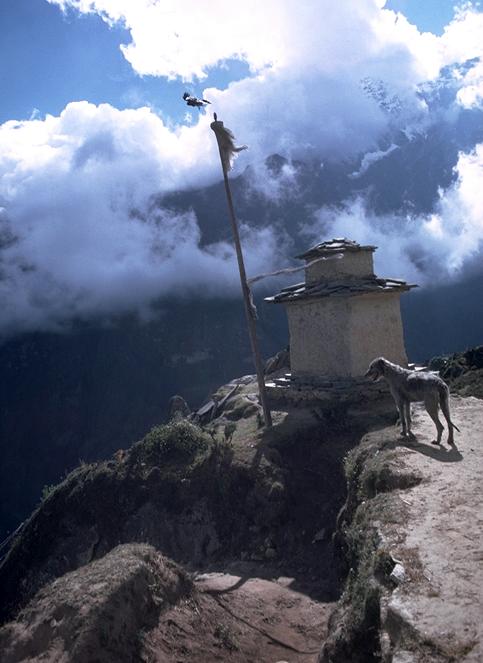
144,395,483,663
379,396,483,661
143,568,332,662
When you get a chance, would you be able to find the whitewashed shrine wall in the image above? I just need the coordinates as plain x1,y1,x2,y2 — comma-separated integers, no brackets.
306,251,374,284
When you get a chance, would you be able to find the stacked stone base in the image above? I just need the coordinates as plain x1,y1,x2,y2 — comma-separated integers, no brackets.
265,372,396,417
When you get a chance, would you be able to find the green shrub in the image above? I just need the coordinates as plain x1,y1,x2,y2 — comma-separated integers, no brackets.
138,420,208,463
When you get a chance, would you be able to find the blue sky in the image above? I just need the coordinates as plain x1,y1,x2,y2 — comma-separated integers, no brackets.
0,0,249,124
0,0,468,125
386,0,464,33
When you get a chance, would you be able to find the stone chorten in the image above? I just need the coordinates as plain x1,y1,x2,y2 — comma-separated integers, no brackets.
265,238,416,379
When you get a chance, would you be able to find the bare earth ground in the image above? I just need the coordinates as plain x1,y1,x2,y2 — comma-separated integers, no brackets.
141,400,345,663
143,394,483,663
1,388,482,662
143,569,330,662
371,396,483,662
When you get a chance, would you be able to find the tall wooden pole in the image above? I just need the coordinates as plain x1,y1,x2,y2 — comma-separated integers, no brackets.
211,117,272,428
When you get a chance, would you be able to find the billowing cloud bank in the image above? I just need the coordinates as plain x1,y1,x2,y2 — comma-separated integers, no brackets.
48,0,483,82
0,103,287,334
1,1,482,334
306,142,483,283
46,0,483,158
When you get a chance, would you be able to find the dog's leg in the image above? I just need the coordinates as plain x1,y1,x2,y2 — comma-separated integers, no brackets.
439,387,460,445
397,398,408,437
404,400,414,438
424,393,444,445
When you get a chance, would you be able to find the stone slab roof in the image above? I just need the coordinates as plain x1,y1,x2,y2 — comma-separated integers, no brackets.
296,237,376,260
265,276,416,304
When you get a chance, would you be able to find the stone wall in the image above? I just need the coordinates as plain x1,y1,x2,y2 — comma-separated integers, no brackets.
286,297,352,377
349,292,408,375
285,291,408,378
306,250,374,284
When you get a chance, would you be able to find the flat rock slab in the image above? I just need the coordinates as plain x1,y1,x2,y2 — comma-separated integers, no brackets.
379,396,483,662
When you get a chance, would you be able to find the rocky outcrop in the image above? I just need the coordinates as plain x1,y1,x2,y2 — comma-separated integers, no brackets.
320,431,423,663
264,347,290,375
321,397,483,662
3,363,481,662
0,544,191,663
430,345,483,399
0,382,368,662
168,395,191,421
0,420,289,624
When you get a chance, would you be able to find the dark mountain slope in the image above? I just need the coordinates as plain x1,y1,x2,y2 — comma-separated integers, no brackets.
0,300,286,539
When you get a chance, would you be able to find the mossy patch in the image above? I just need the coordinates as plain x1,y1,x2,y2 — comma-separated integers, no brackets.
131,420,210,467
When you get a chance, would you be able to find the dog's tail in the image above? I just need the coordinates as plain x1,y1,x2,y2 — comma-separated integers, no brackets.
439,384,461,433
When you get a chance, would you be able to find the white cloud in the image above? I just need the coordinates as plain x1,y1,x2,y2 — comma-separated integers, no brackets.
350,143,399,178
306,143,483,283
0,102,284,335
48,0,288,80
244,159,300,202
429,143,483,271
46,0,401,165
1,1,482,334
48,1,483,83
45,1,483,159
457,59,483,108
438,3,483,69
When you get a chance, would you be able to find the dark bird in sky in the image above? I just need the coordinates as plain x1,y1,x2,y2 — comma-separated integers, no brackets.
183,92,211,109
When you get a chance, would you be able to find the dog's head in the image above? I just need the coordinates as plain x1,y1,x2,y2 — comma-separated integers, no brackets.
365,357,387,382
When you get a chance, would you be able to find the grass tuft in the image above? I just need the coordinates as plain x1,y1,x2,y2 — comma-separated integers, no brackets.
134,420,209,465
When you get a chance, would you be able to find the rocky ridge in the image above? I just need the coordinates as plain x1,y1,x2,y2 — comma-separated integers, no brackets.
322,395,483,662
0,357,482,661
